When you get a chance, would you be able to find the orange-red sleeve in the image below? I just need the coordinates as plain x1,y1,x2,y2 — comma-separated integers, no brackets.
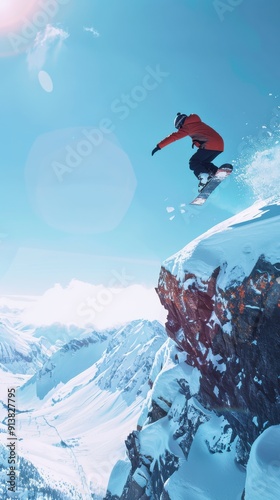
158,127,189,149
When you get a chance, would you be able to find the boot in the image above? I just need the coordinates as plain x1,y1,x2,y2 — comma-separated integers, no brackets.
198,173,211,192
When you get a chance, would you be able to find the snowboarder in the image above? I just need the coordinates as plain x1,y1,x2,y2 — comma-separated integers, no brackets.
151,113,224,191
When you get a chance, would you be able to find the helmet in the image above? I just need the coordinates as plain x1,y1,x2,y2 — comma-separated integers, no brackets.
174,113,187,129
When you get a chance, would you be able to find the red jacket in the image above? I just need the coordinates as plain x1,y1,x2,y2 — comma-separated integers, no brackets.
158,114,224,152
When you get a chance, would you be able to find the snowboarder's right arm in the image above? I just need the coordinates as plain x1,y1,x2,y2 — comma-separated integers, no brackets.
151,146,161,156
156,127,189,150
151,114,197,154
151,129,188,155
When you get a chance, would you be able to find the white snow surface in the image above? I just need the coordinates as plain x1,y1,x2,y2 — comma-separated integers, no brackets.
163,199,280,287
245,425,280,499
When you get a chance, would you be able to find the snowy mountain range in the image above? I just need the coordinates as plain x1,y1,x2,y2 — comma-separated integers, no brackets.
0,319,166,499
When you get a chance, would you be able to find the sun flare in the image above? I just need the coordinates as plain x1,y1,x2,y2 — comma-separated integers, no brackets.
0,0,38,30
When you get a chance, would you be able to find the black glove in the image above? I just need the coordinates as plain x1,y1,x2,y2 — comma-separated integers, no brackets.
151,145,161,156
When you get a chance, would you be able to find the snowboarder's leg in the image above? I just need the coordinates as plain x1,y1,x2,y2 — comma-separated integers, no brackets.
189,150,222,178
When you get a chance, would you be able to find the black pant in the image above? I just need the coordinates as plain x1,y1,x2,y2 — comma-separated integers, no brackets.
189,149,222,178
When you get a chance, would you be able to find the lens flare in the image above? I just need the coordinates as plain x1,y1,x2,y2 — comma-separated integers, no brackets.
0,0,49,57
0,0,38,30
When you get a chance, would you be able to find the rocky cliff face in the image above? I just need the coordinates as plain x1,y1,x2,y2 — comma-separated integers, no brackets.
105,202,280,500
157,254,280,465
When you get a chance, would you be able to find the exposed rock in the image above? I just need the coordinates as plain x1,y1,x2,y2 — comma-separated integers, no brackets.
149,451,179,499
173,399,209,459
147,400,168,424
125,431,141,473
157,255,280,461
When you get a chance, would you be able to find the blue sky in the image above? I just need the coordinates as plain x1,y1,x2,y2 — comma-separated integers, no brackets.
0,0,279,294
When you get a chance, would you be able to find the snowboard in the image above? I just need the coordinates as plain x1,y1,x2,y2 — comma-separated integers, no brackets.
190,164,233,206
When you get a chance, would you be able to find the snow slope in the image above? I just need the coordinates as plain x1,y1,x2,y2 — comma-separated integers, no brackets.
164,199,280,286
245,425,280,500
19,330,110,403
0,318,47,374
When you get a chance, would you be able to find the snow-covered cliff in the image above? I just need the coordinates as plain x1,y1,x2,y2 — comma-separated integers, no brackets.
106,200,280,500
